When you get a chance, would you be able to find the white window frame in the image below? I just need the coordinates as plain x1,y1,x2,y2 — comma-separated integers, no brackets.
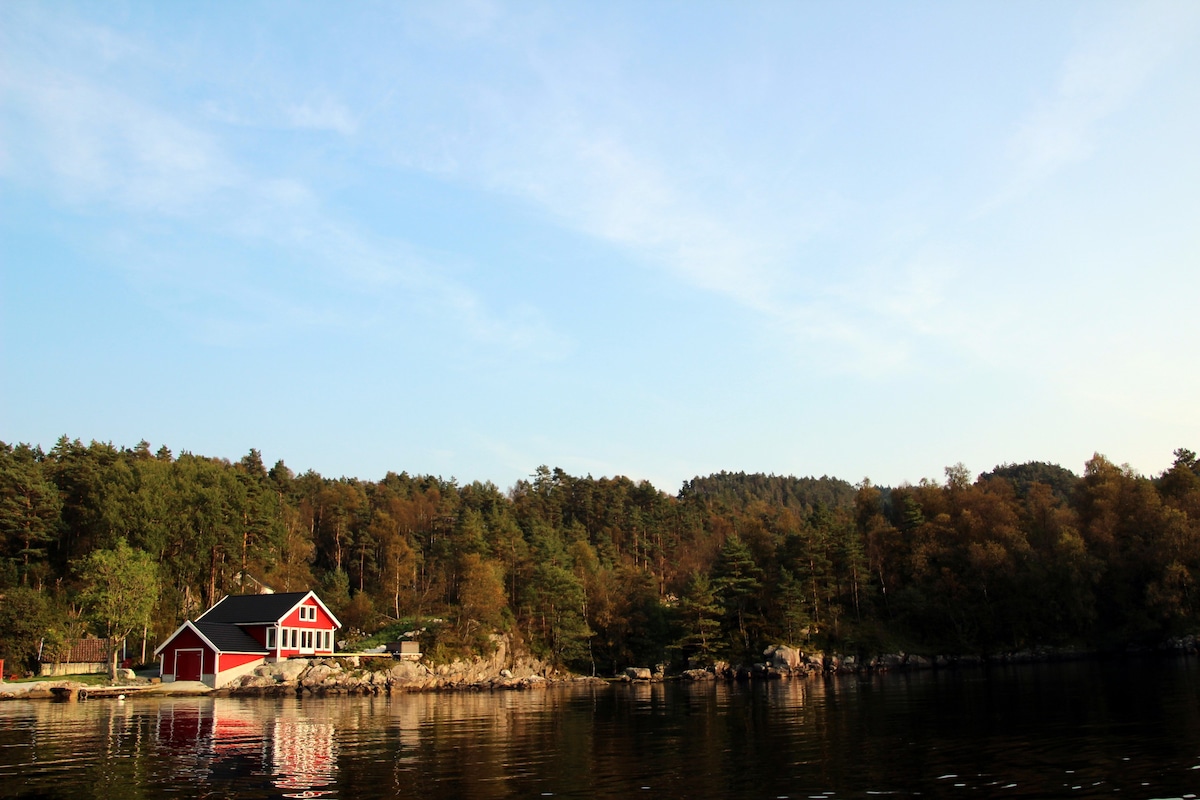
266,626,277,650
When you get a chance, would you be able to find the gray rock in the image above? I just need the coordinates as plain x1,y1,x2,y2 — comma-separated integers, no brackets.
876,653,906,669
301,664,333,687
238,675,277,689
278,659,310,682
388,660,429,684
765,645,803,670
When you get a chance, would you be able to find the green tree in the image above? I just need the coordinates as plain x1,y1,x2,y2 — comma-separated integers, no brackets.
674,571,722,666
76,539,159,679
777,568,814,645
0,585,56,673
525,563,592,667
320,567,352,623
0,446,61,587
588,564,668,674
711,535,764,660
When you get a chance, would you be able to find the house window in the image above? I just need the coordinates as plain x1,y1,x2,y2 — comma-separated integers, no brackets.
300,605,316,622
266,627,277,649
290,628,297,649
323,631,331,651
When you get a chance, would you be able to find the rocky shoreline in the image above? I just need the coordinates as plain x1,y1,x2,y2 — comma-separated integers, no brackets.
6,636,1199,700
629,638,1200,682
670,644,1088,682
223,642,601,696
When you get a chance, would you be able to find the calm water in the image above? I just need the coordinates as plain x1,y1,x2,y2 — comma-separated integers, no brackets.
4,659,1200,799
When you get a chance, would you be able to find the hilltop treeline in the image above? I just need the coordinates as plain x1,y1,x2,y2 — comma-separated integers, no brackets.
2,437,1199,675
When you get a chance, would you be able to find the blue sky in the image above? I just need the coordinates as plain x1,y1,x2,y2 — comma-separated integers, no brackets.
3,1,1198,492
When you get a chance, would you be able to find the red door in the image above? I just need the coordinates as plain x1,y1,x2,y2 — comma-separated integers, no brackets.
175,649,203,681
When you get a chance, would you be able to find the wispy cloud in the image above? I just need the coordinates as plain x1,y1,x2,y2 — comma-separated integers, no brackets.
284,91,358,135
359,6,972,375
488,129,785,310
372,29,827,347
1,66,237,214
467,109,944,375
0,8,562,358
991,1,1200,206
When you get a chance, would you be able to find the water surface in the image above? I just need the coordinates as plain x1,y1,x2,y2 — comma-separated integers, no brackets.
4,658,1200,799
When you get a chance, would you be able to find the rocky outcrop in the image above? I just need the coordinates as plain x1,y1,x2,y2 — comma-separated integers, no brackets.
224,634,601,696
676,644,1100,681
677,646,966,680
619,664,669,682
1161,636,1199,654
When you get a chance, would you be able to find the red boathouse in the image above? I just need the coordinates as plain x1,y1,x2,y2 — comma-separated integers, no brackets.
154,591,342,688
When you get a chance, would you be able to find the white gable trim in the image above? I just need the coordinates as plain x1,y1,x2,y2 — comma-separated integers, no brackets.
279,590,343,630
154,620,194,657
154,620,221,657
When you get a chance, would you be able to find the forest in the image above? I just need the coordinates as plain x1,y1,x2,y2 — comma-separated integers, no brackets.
2,437,1199,677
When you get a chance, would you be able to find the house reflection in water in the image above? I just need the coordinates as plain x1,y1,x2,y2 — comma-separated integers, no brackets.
152,699,338,797
270,707,337,797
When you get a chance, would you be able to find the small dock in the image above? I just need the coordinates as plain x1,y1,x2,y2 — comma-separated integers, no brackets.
50,684,157,701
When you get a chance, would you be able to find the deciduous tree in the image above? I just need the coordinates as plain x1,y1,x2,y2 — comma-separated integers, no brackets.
76,539,158,678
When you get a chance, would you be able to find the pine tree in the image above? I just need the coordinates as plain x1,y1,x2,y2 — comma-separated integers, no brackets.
675,571,723,665
711,535,764,660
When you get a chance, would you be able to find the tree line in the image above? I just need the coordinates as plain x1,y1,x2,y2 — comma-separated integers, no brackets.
2,437,1199,677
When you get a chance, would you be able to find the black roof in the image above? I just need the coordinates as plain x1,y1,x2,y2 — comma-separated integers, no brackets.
194,622,268,654
196,591,311,624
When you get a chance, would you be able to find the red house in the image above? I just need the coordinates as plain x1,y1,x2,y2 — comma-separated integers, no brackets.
154,591,342,688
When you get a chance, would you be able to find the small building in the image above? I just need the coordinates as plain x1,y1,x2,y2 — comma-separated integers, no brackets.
154,590,341,688
384,640,422,660
39,637,121,677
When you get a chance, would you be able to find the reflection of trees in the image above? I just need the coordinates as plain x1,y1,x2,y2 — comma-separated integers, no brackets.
377,688,596,799
10,699,163,800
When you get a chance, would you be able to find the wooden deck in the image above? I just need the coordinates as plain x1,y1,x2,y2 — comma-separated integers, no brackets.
50,684,157,701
